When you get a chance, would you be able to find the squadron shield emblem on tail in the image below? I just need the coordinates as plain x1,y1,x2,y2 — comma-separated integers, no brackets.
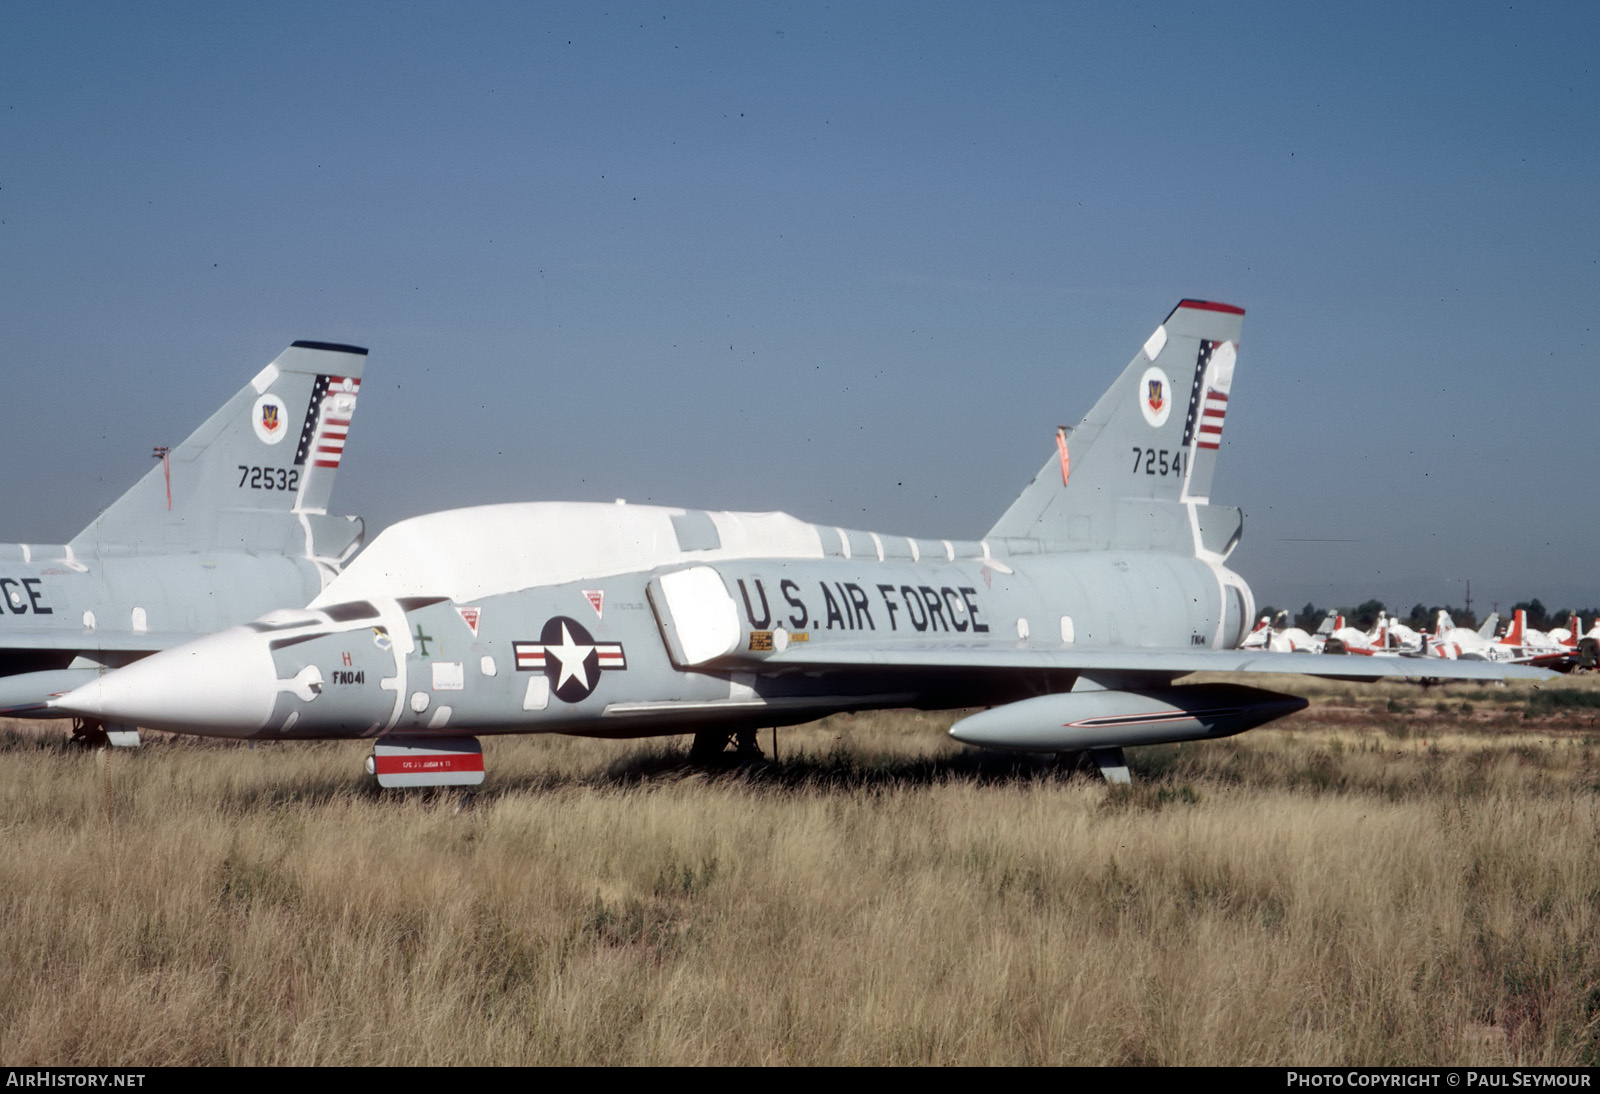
1138,366,1172,427
252,393,289,444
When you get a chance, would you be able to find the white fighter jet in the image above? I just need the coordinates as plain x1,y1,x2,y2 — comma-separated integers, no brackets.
53,302,1549,785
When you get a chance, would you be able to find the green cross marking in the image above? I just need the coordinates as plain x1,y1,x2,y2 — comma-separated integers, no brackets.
412,625,434,656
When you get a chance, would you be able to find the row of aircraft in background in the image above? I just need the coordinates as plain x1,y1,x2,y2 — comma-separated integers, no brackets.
2,302,1560,787
1242,608,1599,672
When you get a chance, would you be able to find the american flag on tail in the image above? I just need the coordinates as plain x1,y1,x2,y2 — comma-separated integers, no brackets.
1180,340,1230,451
294,374,361,469
1196,388,1228,450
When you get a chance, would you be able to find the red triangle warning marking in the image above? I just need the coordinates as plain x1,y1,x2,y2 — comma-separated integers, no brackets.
457,607,481,636
583,590,604,619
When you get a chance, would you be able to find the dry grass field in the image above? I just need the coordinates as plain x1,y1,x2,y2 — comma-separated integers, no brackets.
3,673,1599,1065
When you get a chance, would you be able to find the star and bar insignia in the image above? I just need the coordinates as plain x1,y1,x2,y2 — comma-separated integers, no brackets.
513,616,626,703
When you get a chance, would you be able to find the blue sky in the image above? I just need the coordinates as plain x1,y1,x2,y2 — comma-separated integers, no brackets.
3,2,1596,615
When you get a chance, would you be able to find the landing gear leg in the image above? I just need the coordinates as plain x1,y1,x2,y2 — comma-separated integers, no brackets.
689,730,733,763
1091,747,1132,785
688,729,766,764
72,720,141,748
69,719,109,748
733,728,764,760
1053,750,1089,776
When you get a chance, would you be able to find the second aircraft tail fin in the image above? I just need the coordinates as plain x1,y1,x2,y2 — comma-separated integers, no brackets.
71,341,369,567
988,300,1245,555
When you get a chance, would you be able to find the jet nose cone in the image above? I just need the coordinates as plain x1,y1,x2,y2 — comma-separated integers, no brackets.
53,626,279,737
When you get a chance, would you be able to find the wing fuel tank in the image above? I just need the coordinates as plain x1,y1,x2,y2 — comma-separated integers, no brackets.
949,684,1307,752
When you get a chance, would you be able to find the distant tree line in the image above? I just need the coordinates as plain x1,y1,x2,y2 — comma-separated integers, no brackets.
1252,599,1600,634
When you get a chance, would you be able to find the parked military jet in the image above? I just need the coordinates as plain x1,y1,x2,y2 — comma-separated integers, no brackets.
1491,609,1576,671
1324,612,1426,657
4,341,368,744
1549,613,1584,650
1426,608,1573,669
54,302,1546,783
1549,613,1597,670
1428,610,1499,661
1240,609,1335,654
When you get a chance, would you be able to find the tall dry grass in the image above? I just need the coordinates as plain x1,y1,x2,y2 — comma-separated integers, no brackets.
1,689,1598,1065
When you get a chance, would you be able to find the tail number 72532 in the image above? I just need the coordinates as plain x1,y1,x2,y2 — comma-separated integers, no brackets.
237,465,301,490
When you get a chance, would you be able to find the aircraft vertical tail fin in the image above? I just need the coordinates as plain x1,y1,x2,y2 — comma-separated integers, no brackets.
1501,609,1526,647
70,342,369,567
1560,613,1582,649
987,300,1245,554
